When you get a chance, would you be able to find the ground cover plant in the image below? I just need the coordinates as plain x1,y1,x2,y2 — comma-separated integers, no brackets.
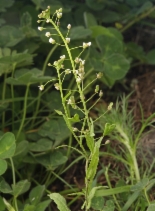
1,0,155,211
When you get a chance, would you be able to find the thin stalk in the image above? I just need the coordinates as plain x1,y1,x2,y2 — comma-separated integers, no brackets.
16,84,30,140
10,158,18,211
11,64,16,131
2,73,7,130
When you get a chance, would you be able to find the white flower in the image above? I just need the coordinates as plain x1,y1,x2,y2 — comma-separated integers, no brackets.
46,19,50,23
81,60,85,65
87,42,91,46
45,32,51,37
76,77,82,83
83,42,87,49
38,85,44,91
38,27,43,31
54,83,60,90
66,37,70,43
60,55,65,59
65,69,71,74
49,38,56,44
67,24,71,29
57,12,62,19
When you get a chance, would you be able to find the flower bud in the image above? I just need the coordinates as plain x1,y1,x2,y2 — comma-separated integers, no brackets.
59,8,62,12
45,32,51,37
99,90,103,97
96,72,103,79
57,12,62,19
108,102,113,111
38,85,44,91
38,27,43,31
54,83,60,90
95,85,99,93
66,37,70,43
67,24,71,29
49,38,56,44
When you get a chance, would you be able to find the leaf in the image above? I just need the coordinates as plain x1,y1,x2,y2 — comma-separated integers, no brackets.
84,12,97,28
147,202,155,211
29,139,52,152
130,178,149,192
0,159,7,175
46,91,62,111
0,178,12,194
104,54,130,80
48,193,71,211
104,200,115,211
85,134,94,153
36,200,51,211
14,141,29,157
103,123,116,136
23,204,36,211
55,110,63,115
29,185,45,205
91,196,105,211
12,180,31,197
70,26,92,40
122,190,141,211
3,198,15,211
68,114,80,123
0,132,16,159
0,196,5,211
0,25,24,47
87,186,103,209
146,49,155,65
86,0,105,10
0,0,14,12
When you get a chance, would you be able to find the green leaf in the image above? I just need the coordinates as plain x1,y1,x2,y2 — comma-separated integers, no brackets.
38,118,70,147
46,91,62,111
68,114,80,123
91,196,105,211
36,150,68,170
0,178,12,194
23,204,36,211
29,139,52,152
3,198,15,211
48,193,71,211
104,200,115,211
87,186,103,209
70,26,92,40
103,123,116,136
0,159,7,175
104,54,130,80
137,1,153,15
0,132,16,159
0,25,24,47
12,180,31,197
84,12,97,28
85,134,94,153
86,137,102,181
147,202,155,211
29,185,45,205
0,0,14,12
146,49,155,65
122,190,141,211
0,196,5,211
86,0,105,10
14,141,29,157
36,200,51,211
130,178,149,192
55,110,63,115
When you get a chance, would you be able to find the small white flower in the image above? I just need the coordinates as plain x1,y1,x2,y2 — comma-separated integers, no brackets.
75,57,80,63
38,85,44,91
96,72,103,79
49,38,56,44
76,77,82,83
60,55,65,59
99,90,103,97
46,19,50,23
65,69,71,74
45,32,51,37
65,37,70,43
38,27,43,31
87,42,91,46
54,83,60,90
67,98,72,104
57,12,62,19
83,42,87,49
73,127,78,132
80,60,85,65
67,24,71,29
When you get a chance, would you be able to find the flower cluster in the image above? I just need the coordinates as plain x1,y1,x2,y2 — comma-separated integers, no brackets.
73,58,86,83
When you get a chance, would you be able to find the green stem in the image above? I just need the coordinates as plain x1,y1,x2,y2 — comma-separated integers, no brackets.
16,84,30,140
2,73,7,130
10,158,18,211
11,64,16,132
121,6,155,32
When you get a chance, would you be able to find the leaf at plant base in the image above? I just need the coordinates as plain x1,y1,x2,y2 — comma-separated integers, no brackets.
3,198,15,211
0,196,5,211
70,26,92,40
36,200,51,211
23,204,36,211
146,49,155,65
103,123,116,136
0,132,16,159
0,159,7,176
0,0,14,12
36,150,68,170
29,139,52,152
104,54,130,80
38,118,70,147
0,178,12,194
147,202,155,211
84,12,97,28
0,25,24,47
91,196,105,211
48,193,71,211
29,185,45,205
12,180,31,198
